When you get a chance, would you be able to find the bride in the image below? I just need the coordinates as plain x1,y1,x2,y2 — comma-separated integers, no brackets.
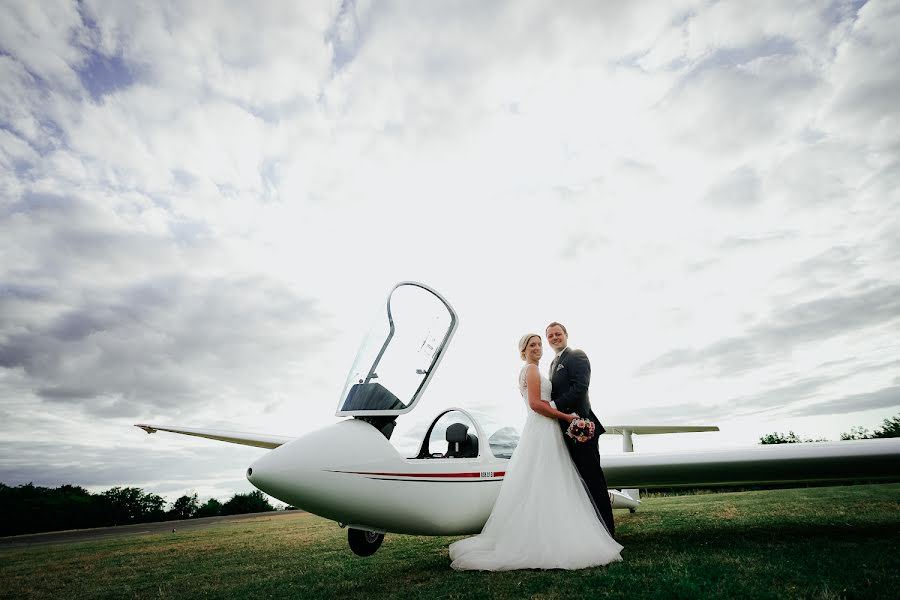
449,333,623,570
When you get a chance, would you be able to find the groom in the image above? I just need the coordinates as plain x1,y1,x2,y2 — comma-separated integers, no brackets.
546,322,616,537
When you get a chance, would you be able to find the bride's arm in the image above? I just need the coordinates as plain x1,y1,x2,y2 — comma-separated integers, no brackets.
526,365,577,423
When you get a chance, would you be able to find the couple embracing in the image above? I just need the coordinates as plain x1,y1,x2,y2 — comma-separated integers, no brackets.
449,322,623,571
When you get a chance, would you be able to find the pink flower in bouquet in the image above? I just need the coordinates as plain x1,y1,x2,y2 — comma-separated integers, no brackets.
566,417,595,443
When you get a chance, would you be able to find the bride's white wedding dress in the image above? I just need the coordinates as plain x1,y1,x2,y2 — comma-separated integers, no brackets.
449,364,623,570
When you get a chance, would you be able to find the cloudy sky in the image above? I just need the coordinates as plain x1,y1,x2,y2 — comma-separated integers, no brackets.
2,0,898,504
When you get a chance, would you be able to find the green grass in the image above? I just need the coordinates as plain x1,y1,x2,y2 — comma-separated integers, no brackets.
1,484,898,599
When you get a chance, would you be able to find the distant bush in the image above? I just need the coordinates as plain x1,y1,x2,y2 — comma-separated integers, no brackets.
194,497,223,518
167,493,199,520
221,490,275,516
761,413,900,444
99,486,167,526
759,431,827,444
841,415,900,440
874,416,900,438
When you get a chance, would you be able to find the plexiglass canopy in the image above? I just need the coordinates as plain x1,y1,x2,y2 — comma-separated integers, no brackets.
416,408,521,459
336,282,458,417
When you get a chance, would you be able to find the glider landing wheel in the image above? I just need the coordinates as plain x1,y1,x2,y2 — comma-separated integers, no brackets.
348,528,384,556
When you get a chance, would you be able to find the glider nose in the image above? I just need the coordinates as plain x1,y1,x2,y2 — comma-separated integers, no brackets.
245,419,401,515
247,450,284,498
244,431,332,503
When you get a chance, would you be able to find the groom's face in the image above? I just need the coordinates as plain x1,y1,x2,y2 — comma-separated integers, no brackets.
546,325,567,351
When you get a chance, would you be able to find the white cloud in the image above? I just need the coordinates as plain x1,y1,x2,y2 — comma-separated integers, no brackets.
1,0,898,503
0,0,86,92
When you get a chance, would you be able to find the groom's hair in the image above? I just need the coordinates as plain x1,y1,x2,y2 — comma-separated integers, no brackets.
545,321,568,336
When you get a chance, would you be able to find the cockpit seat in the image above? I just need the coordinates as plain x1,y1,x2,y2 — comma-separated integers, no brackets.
445,423,478,458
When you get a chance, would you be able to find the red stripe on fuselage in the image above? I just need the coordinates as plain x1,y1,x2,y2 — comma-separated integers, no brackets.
330,470,506,478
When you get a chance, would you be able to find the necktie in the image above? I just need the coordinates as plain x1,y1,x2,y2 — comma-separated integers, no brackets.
550,348,565,378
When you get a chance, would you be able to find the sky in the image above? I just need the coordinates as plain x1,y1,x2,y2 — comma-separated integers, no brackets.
1,0,899,505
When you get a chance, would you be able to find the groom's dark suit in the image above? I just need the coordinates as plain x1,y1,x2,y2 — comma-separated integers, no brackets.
550,347,616,537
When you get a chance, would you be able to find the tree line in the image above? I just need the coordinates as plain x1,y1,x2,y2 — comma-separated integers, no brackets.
0,484,282,537
759,414,900,444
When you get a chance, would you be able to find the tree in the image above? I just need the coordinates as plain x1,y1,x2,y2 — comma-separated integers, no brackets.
194,497,223,518
839,414,900,440
100,487,142,525
841,425,871,440
168,493,199,520
873,415,900,438
759,431,827,444
760,431,801,444
221,490,275,515
99,487,166,525
141,492,167,522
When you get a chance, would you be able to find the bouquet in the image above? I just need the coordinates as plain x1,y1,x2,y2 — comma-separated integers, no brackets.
566,417,596,443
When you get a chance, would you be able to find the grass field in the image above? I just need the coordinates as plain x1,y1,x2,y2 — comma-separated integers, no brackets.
1,483,898,599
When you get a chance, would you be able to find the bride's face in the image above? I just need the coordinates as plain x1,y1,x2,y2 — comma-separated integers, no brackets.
525,336,543,362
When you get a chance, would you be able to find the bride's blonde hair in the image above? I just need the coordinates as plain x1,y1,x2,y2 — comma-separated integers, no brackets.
518,333,541,360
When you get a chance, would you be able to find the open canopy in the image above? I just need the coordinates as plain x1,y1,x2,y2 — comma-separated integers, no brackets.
336,282,458,417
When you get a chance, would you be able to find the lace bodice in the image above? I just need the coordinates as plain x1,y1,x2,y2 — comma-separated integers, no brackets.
518,364,553,407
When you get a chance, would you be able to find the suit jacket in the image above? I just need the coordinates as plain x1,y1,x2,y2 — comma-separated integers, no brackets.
549,347,606,437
